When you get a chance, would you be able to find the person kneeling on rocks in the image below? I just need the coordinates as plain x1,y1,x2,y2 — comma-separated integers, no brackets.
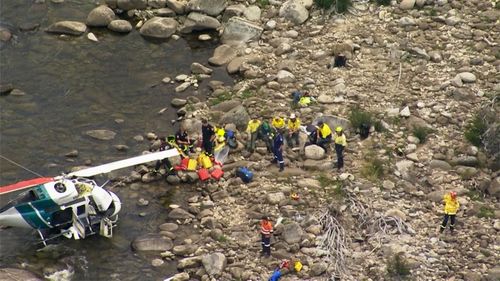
260,216,273,257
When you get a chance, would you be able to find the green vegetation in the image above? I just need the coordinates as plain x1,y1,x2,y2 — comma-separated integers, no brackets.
429,8,437,16
217,235,228,243
317,174,345,199
464,114,487,147
315,0,352,13
412,126,433,143
317,173,338,188
256,0,270,8
374,120,385,132
361,154,385,181
466,190,484,202
349,107,374,130
210,91,233,106
477,206,495,219
240,89,254,99
387,253,411,279
374,0,391,6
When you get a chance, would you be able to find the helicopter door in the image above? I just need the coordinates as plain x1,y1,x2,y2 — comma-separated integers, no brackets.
71,204,87,240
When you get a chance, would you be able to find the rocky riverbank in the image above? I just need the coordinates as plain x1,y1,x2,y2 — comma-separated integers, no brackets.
1,0,499,280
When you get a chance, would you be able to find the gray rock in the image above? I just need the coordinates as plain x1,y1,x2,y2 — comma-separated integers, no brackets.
191,62,213,75
202,252,227,276
210,100,241,112
46,21,87,35
115,144,129,151
209,44,237,66
177,256,202,269
155,7,176,16
317,94,335,104
400,0,415,9
168,208,195,219
399,17,416,27
85,129,116,140
108,20,133,33
429,159,452,171
117,0,148,10
382,180,395,190
385,208,406,221
140,17,177,39
171,272,190,281
223,4,246,21
221,17,263,46
166,174,181,184
0,268,42,281
399,106,411,117
396,160,414,174
485,267,500,281
0,27,12,42
65,150,79,157
171,98,187,107
279,0,309,25
487,177,500,198
296,178,321,189
304,145,325,160
166,0,186,14
458,72,476,83
0,84,14,95
187,0,227,16
243,5,261,22
276,70,295,83
310,262,328,276
313,115,351,131
267,192,286,204
86,5,115,27
282,222,303,244
131,233,173,251
428,51,442,62
173,244,198,256
180,12,220,34
159,222,179,232
219,105,249,131
148,0,167,8
451,156,478,167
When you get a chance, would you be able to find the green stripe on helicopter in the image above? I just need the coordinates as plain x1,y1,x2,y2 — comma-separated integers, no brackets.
15,185,58,229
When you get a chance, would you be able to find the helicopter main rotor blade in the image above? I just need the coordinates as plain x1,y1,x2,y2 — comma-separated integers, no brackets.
67,149,180,178
0,177,54,195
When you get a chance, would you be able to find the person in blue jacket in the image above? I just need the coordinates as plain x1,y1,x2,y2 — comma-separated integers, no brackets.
271,130,284,172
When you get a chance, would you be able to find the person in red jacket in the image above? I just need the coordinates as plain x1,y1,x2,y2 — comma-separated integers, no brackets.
260,216,273,257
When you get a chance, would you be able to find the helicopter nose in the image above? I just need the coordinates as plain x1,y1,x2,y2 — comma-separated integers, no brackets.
0,207,32,228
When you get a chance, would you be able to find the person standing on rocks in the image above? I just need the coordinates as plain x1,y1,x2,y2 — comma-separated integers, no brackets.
316,121,332,152
334,127,347,171
272,130,285,172
260,216,274,257
440,191,460,234
201,118,215,156
286,113,301,148
246,117,261,153
258,120,274,153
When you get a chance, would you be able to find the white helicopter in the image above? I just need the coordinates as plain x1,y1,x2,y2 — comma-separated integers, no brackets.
0,149,179,246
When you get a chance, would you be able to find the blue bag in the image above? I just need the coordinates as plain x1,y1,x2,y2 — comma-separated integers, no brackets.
236,167,253,183
268,269,281,281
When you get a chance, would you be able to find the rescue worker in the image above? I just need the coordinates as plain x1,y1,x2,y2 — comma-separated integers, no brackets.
298,92,313,107
246,118,261,153
175,126,194,154
272,116,285,132
272,130,285,172
258,120,274,153
215,124,226,139
440,191,460,234
316,121,332,152
286,113,301,148
334,127,347,171
260,216,273,256
153,137,174,175
201,118,215,156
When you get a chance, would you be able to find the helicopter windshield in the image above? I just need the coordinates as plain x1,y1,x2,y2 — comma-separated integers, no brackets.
0,189,39,213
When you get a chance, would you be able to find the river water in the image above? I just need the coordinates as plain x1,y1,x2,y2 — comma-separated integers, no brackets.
0,1,230,280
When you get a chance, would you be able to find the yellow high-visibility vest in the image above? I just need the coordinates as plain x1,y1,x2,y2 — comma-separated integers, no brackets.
288,118,301,132
247,120,261,133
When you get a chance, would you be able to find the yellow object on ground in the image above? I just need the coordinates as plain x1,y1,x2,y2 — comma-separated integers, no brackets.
198,153,213,169
187,159,197,171
294,261,303,272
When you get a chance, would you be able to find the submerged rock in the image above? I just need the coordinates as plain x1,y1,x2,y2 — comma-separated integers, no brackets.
85,129,116,140
0,268,42,281
131,233,173,251
46,21,87,35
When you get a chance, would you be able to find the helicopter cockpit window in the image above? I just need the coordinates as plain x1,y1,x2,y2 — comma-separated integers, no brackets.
54,182,67,193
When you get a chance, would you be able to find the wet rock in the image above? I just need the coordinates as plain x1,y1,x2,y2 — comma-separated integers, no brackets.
171,272,190,281
117,0,148,10
166,174,181,185
457,72,476,83
166,0,186,14
19,23,40,32
304,145,325,160
108,20,132,33
279,0,309,25
202,252,227,276
159,222,179,232
177,256,202,269
86,5,115,27
429,160,451,171
87,32,98,42
400,0,415,10
310,262,327,276
209,44,237,66
149,0,167,8
487,177,500,198
85,129,116,140
187,0,227,17
140,17,177,39
152,258,164,266
0,27,12,42
221,17,263,46
0,268,42,281
180,12,220,33
173,244,198,256
282,222,303,244
191,62,213,75
211,100,241,112
155,7,176,16
65,150,78,157
219,105,249,131
267,192,286,204
131,233,173,251
142,172,162,183
115,144,129,151
46,21,87,36
171,98,187,107
168,207,195,219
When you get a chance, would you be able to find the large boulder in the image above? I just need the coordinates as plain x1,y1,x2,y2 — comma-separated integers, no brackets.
210,100,241,112
208,44,237,66
131,233,173,251
86,5,115,27
46,21,87,35
243,5,261,22
219,105,250,131
313,115,351,131
305,145,326,160
282,222,303,244
202,252,227,276
168,207,195,219
117,0,148,10
180,12,220,34
187,0,227,16
108,20,133,33
221,17,263,46
429,159,452,171
0,268,42,281
85,129,116,140
140,17,177,39
279,0,308,25
487,177,500,198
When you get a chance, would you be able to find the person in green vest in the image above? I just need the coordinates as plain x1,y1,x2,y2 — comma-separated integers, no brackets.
258,120,274,153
